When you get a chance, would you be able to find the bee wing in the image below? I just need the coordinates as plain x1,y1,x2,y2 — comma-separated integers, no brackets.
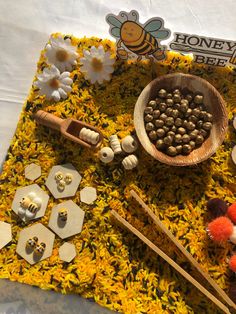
150,30,170,39
106,15,122,28
111,27,121,38
144,19,162,32
144,19,170,40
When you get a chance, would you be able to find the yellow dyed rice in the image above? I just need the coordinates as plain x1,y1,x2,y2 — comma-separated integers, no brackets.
0,33,236,313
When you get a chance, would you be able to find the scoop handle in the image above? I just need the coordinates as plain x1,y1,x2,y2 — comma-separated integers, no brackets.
34,110,63,131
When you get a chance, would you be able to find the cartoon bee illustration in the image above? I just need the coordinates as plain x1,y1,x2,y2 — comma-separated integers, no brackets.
106,10,170,61
18,192,42,219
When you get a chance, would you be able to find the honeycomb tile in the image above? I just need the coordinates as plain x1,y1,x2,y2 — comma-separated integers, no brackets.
80,187,97,204
45,163,82,199
59,242,76,262
48,200,84,239
24,163,41,181
16,223,55,265
0,221,12,249
11,184,49,222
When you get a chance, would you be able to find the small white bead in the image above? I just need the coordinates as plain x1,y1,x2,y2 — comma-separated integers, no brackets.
79,127,100,145
122,154,138,170
121,135,138,153
230,226,236,244
109,135,122,154
99,147,114,163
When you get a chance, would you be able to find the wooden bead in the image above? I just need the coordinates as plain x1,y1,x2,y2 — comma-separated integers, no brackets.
173,94,181,103
99,147,114,163
121,135,138,153
149,131,157,141
79,127,100,145
182,134,190,143
203,122,212,131
182,144,192,154
158,89,167,98
144,114,153,123
153,110,161,119
145,122,155,131
166,146,177,156
166,98,174,106
109,135,122,154
175,118,182,127
156,128,165,138
144,107,153,114
155,119,164,128
156,139,165,150
194,94,203,104
159,102,167,112
195,135,204,145
148,100,157,109
122,155,138,170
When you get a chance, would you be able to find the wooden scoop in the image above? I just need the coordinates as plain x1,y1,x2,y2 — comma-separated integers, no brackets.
34,110,103,148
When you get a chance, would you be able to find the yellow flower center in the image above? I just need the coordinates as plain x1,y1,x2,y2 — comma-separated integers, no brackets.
56,49,69,62
49,78,60,89
91,57,103,72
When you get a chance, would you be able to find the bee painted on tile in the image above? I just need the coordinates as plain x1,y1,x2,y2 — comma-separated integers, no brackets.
106,10,170,61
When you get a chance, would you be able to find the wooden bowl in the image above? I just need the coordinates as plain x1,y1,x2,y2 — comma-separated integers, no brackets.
134,73,228,166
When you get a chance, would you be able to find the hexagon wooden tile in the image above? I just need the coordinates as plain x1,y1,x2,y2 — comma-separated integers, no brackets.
16,223,55,265
24,163,41,181
11,184,49,222
45,163,82,199
48,200,85,239
80,187,97,204
0,221,12,249
59,242,76,262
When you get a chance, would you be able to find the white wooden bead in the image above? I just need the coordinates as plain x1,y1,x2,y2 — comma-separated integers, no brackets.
79,127,100,145
230,226,236,244
99,147,114,163
109,135,122,154
232,146,236,165
233,116,236,130
121,135,138,153
122,154,138,170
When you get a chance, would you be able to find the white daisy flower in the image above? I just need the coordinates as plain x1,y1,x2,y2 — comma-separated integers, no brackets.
34,65,73,102
80,45,115,84
45,35,78,72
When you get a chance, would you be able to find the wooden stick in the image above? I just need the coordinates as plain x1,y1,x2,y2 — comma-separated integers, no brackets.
111,210,231,314
130,190,236,312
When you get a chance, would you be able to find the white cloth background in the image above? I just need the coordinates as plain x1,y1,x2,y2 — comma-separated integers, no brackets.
0,0,235,168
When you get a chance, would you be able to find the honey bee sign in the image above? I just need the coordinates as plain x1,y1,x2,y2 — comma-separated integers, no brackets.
106,10,170,62
169,33,236,67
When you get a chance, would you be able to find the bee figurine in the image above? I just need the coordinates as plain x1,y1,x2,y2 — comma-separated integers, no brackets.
106,10,170,61
54,171,64,182
20,196,31,209
18,192,42,220
34,242,46,255
58,208,68,221
26,236,38,249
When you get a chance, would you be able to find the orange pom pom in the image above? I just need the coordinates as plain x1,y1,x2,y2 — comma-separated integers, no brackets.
229,255,236,272
227,203,236,224
207,216,233,242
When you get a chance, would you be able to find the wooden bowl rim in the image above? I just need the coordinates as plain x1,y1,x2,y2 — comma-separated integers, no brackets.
134,73,228,166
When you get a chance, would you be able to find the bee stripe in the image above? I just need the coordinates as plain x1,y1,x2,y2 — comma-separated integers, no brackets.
28,203,37,212
125,31,159,55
